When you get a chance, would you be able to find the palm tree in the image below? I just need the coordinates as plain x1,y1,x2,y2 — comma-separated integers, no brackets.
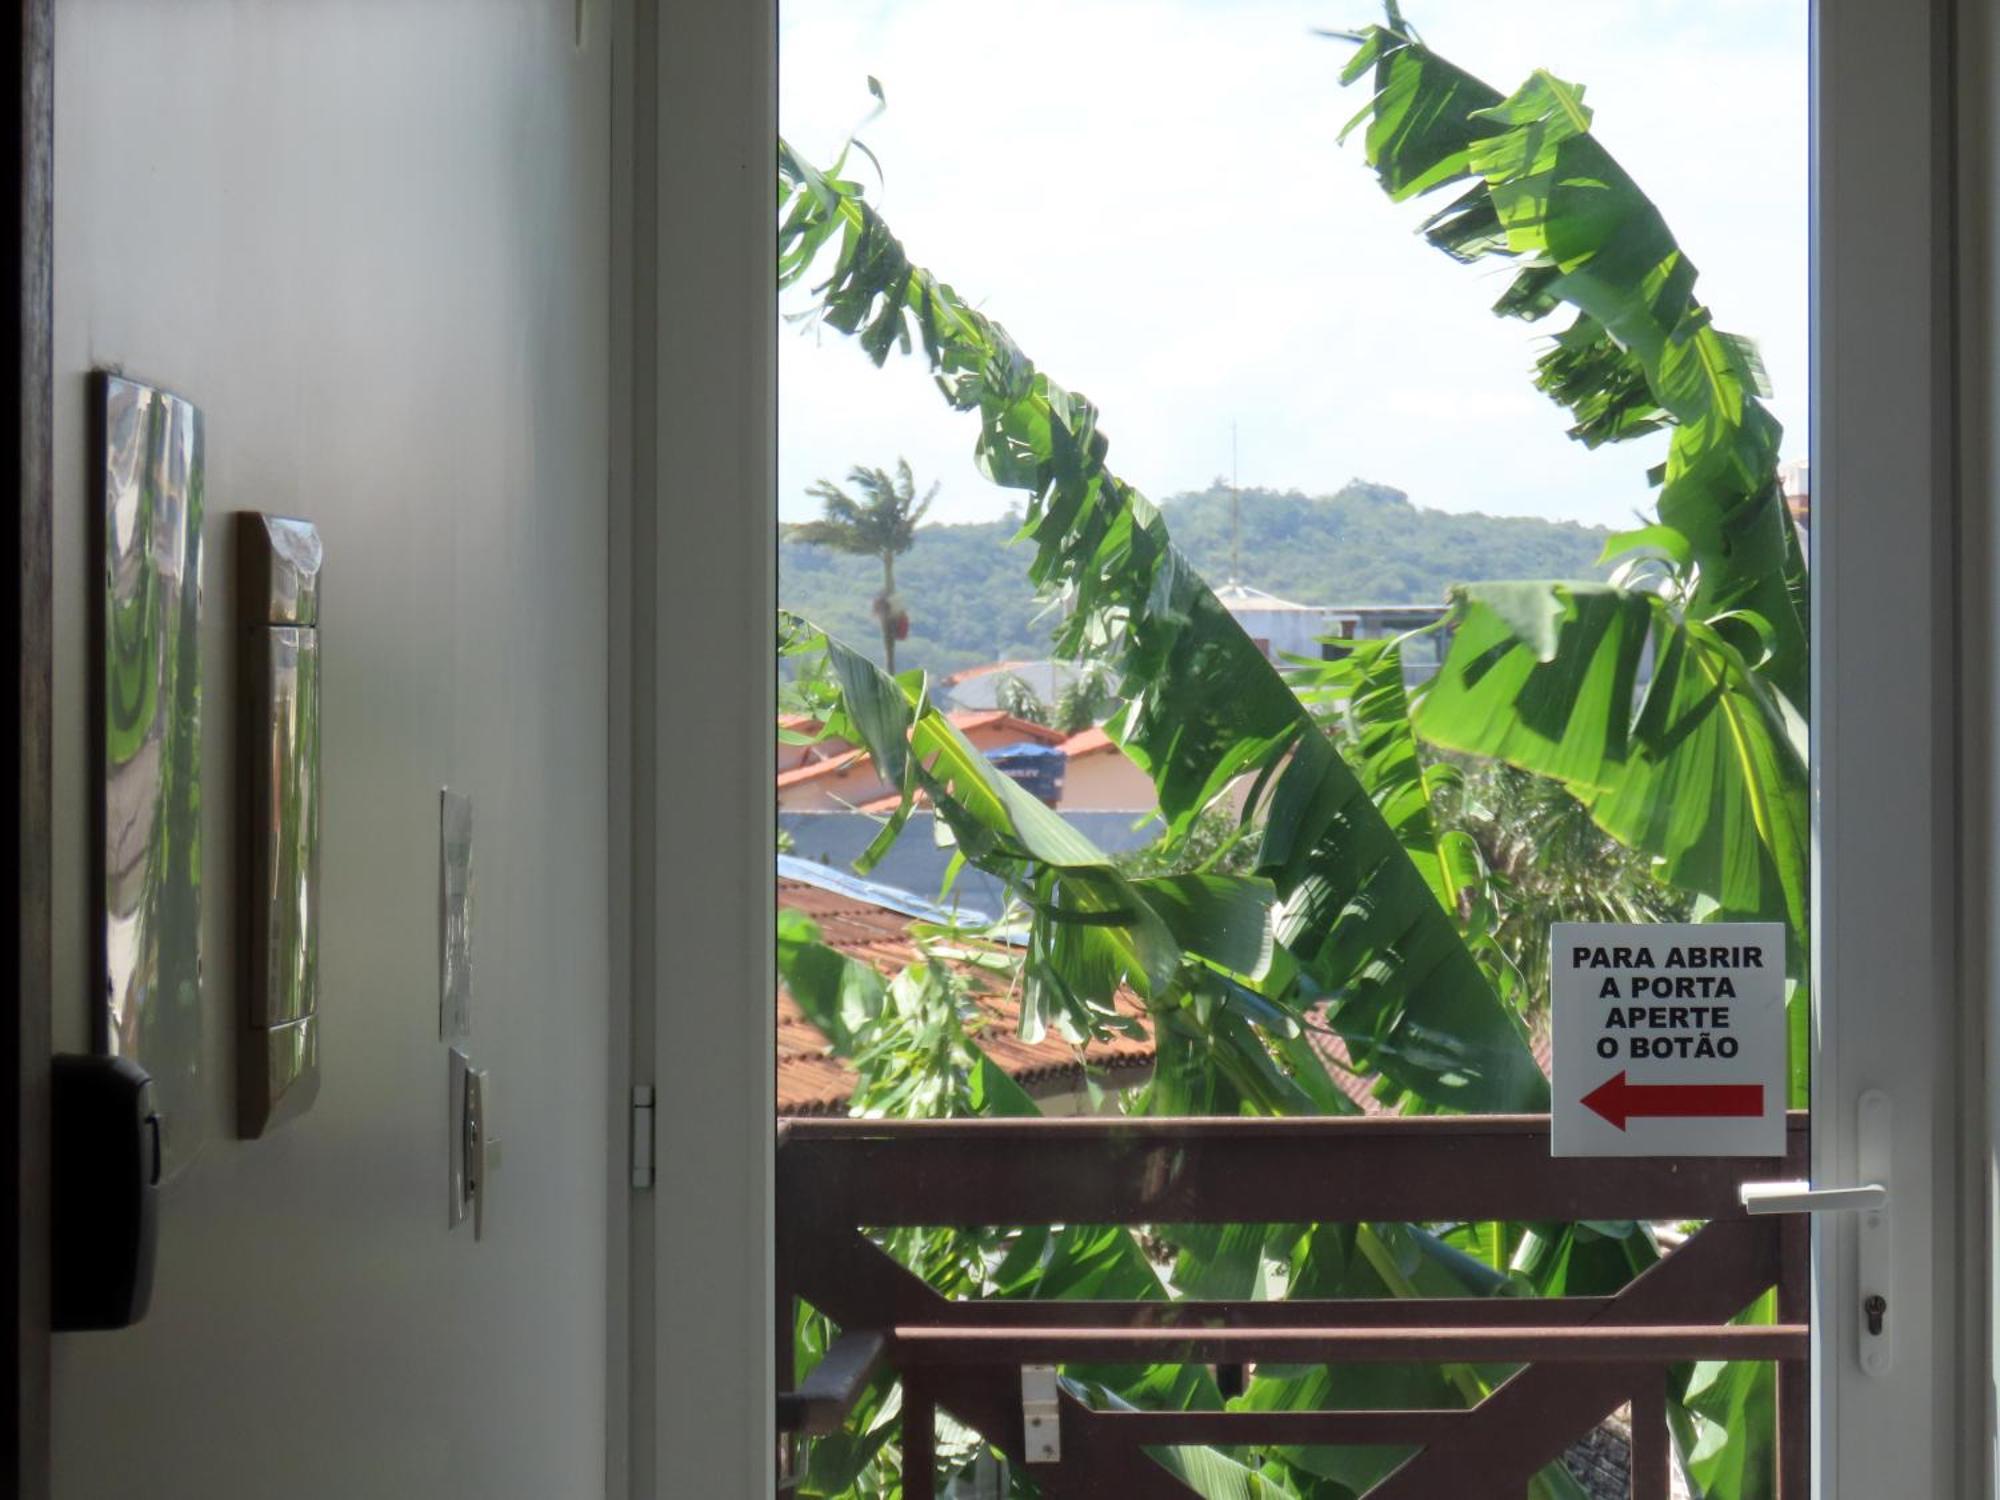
787,459,936,674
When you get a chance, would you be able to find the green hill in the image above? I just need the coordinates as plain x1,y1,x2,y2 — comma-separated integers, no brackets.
780,479,1613,680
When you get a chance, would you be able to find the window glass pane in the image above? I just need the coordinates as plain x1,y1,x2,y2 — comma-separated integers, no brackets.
776,5,1808,1493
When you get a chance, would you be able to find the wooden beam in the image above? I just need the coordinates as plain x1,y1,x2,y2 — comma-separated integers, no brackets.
778,1113,1810,1228
889,1323,1808,1367
1083,1408,1469,1446
775,1330,885,1437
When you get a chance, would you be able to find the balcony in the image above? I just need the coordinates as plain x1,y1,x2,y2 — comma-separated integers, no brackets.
778,1112,1810,1499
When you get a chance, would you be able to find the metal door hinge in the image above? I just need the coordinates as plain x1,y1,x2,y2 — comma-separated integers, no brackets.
1021,1365,1060,1463
631,1084,655,1190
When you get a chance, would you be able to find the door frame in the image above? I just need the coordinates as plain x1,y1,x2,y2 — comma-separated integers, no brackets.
623,0,1993,1492
1814,0,1982,1493
625,0,778,1494
5,2,54,1497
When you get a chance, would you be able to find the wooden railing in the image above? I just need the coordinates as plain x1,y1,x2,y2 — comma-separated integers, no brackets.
777,1113,1811,1499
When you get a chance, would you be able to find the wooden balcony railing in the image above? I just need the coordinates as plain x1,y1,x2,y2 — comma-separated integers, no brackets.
778,1112,1811,1499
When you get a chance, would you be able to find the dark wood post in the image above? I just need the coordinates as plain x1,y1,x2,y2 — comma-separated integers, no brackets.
902,1374,935,1500
1630,1367,1671,1500
1776,1214,1810,1500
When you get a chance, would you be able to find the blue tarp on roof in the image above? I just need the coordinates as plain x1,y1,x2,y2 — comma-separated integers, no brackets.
776,852,996,930
985,741,1065,806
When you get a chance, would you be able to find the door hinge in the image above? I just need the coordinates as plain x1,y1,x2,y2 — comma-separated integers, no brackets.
1021,1365,1060,1463
630,1084,655,1190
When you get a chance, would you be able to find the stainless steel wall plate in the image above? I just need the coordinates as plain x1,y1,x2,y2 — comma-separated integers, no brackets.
96,373,206,1179
237,513,323,1137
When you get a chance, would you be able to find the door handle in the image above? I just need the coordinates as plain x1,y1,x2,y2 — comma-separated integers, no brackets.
1738,1088,1891,1377
1740,1181,1885,1214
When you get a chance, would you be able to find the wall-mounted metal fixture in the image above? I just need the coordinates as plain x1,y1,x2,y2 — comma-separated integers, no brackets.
237,513,323,1136
448,1046,500,1238
95,373,206,1180
439,789,473,1041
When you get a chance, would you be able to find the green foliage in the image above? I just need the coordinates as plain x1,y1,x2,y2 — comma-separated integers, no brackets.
1340,19,1807,714
1432,759,1695,1007
1341,14,1811,965
783,616,1284,1048
791,457,937,562
776,8,1805,1492
788,457,938,672
1415,582,1807,936
779,134,1548,1117
1116,803,1264,881
990,671,1051,726
778,481,1612,682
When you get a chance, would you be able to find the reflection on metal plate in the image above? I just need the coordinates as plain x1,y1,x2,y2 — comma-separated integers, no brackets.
97,372,205,1180
240,1015,320,1139
240,512,322,626
243,626,319,1027
440,790,473,1039
237,514,324,1137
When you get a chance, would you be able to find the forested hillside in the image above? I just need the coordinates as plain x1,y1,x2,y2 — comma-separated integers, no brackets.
780,479,1614,678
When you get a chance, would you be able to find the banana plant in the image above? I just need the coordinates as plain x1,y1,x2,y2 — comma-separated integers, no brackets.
1337,10,1810,952
776,8,1796,1486
779,897,1597,1499
779,146,1547,1117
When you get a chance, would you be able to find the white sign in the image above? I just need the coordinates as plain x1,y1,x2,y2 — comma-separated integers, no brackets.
1551,922,1786,1158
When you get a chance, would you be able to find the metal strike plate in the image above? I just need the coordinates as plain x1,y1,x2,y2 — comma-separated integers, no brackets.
1855,1089,1892,1376
1021,1365,1060,1464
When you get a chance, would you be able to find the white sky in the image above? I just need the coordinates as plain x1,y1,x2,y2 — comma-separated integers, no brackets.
779,0,1807,530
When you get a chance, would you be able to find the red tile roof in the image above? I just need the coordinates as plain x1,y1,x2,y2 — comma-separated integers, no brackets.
1059,725,1118,758
948,709,1067,746
774,711,1065,794
777,877,1154,1115
775,747,870,789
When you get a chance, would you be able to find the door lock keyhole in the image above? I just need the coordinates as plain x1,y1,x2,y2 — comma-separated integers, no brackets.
1864,1294,1887,1336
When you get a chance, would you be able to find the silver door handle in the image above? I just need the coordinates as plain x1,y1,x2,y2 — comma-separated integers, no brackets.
1739,1180,1886,1214
1740,1089,1892,1378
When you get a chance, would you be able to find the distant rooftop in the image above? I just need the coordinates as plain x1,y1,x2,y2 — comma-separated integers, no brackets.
776,861,1153,1115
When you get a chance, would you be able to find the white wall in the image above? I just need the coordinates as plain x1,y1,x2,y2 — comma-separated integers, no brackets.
48,4,612,1495
1060,751,1159,813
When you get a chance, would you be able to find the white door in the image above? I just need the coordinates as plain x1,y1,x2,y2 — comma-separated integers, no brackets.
636,0,1991,1493
1816,0,1978,1493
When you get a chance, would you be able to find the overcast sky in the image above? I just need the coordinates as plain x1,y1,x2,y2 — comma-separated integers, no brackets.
779,0,1807,531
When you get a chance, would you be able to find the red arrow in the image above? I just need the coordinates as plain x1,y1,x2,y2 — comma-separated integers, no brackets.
1581,1070,1764,1131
